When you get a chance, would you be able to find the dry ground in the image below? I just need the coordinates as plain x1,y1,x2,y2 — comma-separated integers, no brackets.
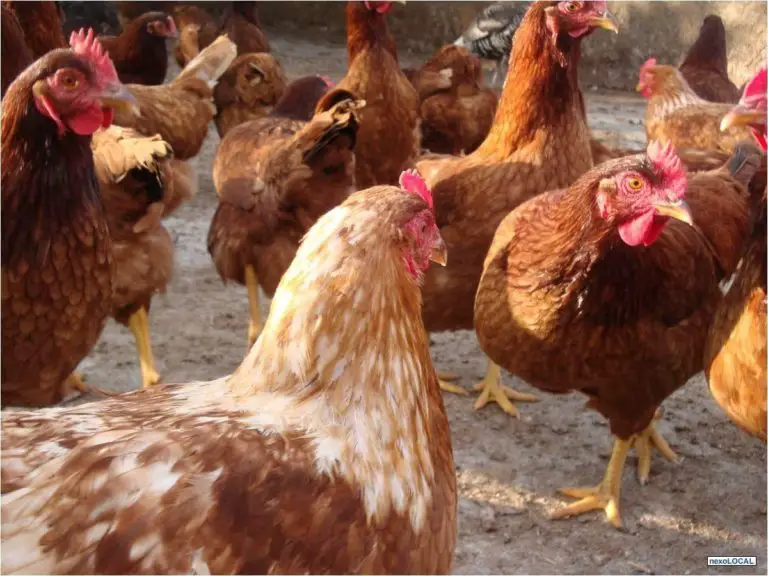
74,32,766,575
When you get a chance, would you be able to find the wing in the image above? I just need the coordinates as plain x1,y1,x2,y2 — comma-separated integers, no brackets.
1,385,322,574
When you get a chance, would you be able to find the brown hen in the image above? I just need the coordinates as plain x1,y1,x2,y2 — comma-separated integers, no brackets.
638,61,752,154
92,126,195,390
415,44,499,155
2,179,455,575
704,68,767,442
114,35,237,159
172,4,219,67
208,89,363,349
221,0,270,55
213,52,287,139
475,141,762,527
337,1,420,188
679,15,741,104
100,11,177,85
414,0,618,400
1,32,135,406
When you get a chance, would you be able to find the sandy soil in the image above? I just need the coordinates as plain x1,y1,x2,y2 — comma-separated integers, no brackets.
75,32,766,575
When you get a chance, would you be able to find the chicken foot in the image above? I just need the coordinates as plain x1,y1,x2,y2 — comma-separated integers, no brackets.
128,307,161,388
60,371,119,401
473,359,538,417
631,419,679,485
437,370,469,396
551,437,629,529
245,265,264,350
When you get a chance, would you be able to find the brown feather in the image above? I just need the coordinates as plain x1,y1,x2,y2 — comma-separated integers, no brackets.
2,186,457,574
475,148,760,438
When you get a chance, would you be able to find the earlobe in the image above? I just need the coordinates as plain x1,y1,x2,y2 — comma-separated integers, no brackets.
595,179,616,219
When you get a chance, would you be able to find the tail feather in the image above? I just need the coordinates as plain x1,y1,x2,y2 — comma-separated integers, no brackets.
175,34,237,89
303,97,365,164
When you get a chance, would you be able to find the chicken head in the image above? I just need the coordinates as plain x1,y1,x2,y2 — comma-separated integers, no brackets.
398,170,447,282
721,65,767,150
32,28,136,136
594,141,693,247
544,0,619,44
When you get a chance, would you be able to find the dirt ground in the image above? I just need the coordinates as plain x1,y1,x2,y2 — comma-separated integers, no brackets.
75,32,766,575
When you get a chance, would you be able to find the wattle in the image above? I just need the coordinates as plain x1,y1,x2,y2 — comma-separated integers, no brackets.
67,104,109,136
618,209,658,247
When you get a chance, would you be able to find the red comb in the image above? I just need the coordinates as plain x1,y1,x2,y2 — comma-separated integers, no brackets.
166,15,177,35
647,140,687,201
69,28,118,85
399,169,433,210
742,65,766,104
640,58,657,76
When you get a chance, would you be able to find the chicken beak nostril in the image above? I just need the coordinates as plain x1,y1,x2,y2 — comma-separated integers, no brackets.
590,11,619,34
653,199,693,226
98,83,139,114
429,235,448,267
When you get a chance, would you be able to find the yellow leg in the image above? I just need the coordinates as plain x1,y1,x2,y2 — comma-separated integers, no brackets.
128,307,161,389
632,421,679,485
473,359,538,417
245,265,263,349
551,437,630,528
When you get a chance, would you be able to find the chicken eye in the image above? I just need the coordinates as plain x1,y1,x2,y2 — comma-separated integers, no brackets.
565,1,580,11
627,178,644,191
61,75,79,90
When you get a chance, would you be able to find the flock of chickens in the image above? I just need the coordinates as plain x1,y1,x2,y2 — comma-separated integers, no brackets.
0,0,766,573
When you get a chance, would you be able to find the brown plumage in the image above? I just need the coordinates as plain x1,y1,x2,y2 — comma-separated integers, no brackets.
271,75,334,122
415,1,612,336
2,182,456,576
100,11,177,85
1,44,136,406
474,142,762,526
415,45,498,155
638,63,752,154
221,1,270,55
92,126,196,389
208,89,363,348
402,66,453,101
337,1,420,188
172,4,219,67
114,35,237,159
213,52,286,139
704,87,767,442
3,0,67,57
679,15,741,104
1,4,34,97
705,186,767,442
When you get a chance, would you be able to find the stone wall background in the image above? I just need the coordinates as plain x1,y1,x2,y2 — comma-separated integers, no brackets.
258,1,767,91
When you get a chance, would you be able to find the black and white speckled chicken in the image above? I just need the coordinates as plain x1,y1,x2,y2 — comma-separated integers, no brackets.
453,1,530,85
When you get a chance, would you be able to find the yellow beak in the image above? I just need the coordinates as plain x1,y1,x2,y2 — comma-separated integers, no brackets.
720,104,763,132
653,199,693,226
97,83,139,114
635,82,645,93
429,234,448,267
590,10,620,34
